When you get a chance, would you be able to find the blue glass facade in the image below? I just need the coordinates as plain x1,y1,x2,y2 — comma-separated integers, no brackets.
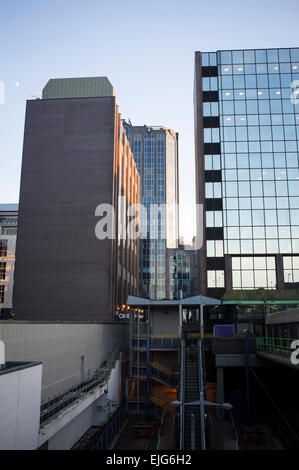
195,48,299,296
123,123,179,300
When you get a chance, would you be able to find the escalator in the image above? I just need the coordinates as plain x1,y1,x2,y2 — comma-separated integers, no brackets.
183,343,202,449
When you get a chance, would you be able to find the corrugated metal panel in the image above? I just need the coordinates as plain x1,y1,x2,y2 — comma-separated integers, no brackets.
0,323,128,400
0,204,18,212
42,77,115,99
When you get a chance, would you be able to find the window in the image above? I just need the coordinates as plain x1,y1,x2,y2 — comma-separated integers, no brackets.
0,262,6,280
207,270,225,288
232,256,276,289
0,240,8,257
283,256,299,283
0,285,4,304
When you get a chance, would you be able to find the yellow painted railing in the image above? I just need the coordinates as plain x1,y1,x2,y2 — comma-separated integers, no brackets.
133,361,177,376
150,396,167,408
132,334,178,339
150,361,177,376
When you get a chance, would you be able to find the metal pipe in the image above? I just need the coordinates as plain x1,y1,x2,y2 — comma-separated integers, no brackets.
191,413,195,450
245,332,250,425
129,310,133,378
137,308,140,415
198,304,206,451
146,305,150,421
180,337,185,450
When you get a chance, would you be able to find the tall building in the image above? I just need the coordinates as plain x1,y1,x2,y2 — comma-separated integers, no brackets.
194,47,299,299
0,204,18,319
167,243,198,300
123,122,179,300
13,77,140,322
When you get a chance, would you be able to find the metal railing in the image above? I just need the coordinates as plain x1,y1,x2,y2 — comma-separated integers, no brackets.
256,336,296,356
40,344,126,427
132,336,179,349
91,400,127,451
131,362,178,386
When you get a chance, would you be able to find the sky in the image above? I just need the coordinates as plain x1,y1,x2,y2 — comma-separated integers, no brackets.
1,0,299,242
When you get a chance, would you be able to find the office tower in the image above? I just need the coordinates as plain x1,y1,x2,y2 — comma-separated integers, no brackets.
194,48,299,299
0,204,18,319
122,122,179,300
13,77,140,321
167,243,198,300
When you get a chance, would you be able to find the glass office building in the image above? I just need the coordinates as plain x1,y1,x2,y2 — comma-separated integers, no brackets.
194,48,299,298
123,122,179,300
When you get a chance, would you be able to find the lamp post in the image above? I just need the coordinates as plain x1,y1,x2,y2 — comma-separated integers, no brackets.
171,400,233,450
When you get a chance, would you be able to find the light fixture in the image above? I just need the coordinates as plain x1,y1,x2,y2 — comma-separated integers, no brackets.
276,91,281,95
293,66,298,70
239,92,244,95
240,118,245,121
274,66,279,70
258,91,263,95
225,92,231,96
224,67,229,72
238,67,243,71
226,117,231,121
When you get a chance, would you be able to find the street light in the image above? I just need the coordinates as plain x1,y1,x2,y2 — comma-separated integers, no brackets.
171,400,233,450
171,399,233,409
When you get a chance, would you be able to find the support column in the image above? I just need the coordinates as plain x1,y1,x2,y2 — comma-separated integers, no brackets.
137,308,140,415
216,367,224,420
146,306,150,421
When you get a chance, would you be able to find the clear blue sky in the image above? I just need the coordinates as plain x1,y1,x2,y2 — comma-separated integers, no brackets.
1,0,299,241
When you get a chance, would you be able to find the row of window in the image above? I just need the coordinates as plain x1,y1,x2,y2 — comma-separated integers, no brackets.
0,218,17,226
220,152,299,168
222,141,298,153
220,63,299,75
207,209,299,228
207,255,299,290
208,125,299,142
0,262,5,280
220,99,297,115
221,115,299,126
0,240,8,257
0,285,4,303
224,238,298,255
204,75,299,91
206,181,299,198
225,226,299,239
223,168,298,180
218,49,299,65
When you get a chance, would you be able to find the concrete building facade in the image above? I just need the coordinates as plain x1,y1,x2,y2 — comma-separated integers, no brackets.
13,77,140,322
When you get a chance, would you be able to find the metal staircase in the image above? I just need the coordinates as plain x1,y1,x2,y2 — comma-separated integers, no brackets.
132,362,178,387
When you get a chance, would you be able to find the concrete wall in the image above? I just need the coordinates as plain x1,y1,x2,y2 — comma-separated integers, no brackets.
0,322,128,400
0,363,42,450
14,97,117,322
45,358,122,450
151,310,179,335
